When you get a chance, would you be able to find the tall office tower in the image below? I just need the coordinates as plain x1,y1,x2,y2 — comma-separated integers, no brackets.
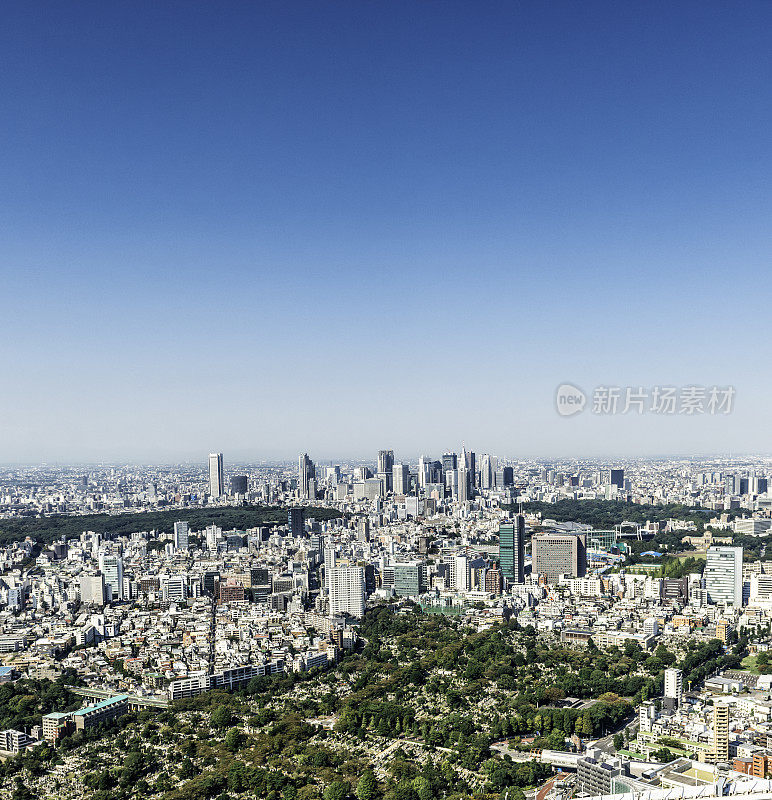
298,453,315,499
230,475,248,495
445,468,458,497
441,452,457,478
713,703,729,762
418,456,432,488
459,446,476,487
208,453,224,498
328,566,366,618
704,546,743,606
457,466,469,502
481,455,493,490
724,474,738,495
532,533,587,581
480,453,499,489
757,477,769,494
496,466,514,487
288,507,305,538
664,668,683,708
454,554,470,592
393,463,410,495
607,468,624,488
499,515,525,584
377,450,394,491
99,554,124,602
173,521,189,551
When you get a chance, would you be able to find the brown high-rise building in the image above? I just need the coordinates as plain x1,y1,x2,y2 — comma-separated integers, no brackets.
532,532,586,581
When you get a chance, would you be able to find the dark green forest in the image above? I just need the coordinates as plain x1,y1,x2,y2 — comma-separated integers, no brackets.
0,505,342,545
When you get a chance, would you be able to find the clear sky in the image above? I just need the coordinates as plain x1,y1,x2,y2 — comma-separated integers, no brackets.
1,1,770,463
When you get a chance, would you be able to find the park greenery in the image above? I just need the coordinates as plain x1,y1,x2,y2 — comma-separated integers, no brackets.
517,500,714,532
0,505,342,546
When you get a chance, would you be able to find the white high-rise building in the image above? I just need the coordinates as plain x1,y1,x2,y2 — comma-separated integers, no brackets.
454,554,470,593
393,463,410,495
173,521,189,551
328,566,365,618
99,554,124,602
208,453,224,498
457,466,469,502
664,668,683,707
704,546,743,606
79,574,105,606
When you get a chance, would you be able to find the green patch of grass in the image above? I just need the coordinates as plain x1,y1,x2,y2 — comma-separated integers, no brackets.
741,655,760,675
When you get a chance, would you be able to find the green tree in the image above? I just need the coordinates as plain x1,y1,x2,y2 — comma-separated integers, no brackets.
324,781,349,800
356,770,378,800
224,727,243,752
211,706,233,730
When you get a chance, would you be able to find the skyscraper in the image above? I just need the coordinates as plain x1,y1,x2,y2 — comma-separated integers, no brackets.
99,553,124,602
328,566,366,618
457,466,469,502
481,454,498,490
173,521,189,551
454,554,470,592
499,515,525,584
441,452,457,477
298,453,315,499
393,463,410,495
608,468,624,488
208,453,224,498
418,456,432,488
704,546,743,606
288,507,305,538
377,450,394,491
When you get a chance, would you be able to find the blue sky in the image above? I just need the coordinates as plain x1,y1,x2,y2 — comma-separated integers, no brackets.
1,1,770,462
